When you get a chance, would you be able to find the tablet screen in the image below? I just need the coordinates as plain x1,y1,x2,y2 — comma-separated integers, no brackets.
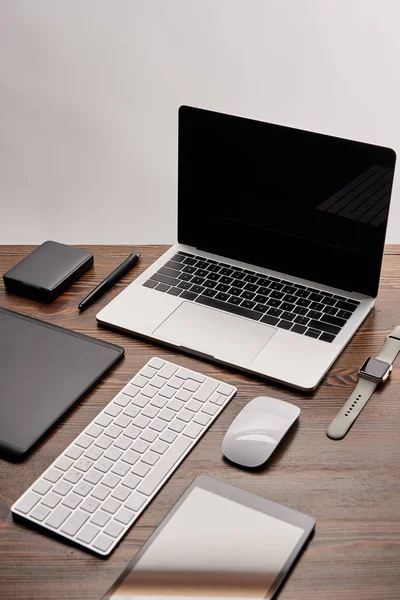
109,486,305,600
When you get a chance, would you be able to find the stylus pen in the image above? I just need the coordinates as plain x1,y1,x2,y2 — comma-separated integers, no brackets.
78,252,141,312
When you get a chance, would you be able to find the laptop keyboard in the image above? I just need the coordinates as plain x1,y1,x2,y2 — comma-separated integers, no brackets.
143,252,360,343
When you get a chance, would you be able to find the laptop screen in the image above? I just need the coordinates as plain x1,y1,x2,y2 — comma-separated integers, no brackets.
178,106,396,297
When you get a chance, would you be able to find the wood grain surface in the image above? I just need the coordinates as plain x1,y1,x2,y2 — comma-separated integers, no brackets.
1,245,400,600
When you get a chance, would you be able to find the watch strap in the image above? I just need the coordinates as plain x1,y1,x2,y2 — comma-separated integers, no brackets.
326,377,377,439
327,325,400,440
376,325,400,363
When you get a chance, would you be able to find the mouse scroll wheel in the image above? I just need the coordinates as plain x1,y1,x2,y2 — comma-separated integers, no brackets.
236,433,277,444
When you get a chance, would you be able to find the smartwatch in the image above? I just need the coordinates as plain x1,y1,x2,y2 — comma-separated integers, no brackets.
327,325,400,440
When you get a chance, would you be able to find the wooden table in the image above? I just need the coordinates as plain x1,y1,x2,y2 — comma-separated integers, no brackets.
1,244,400,600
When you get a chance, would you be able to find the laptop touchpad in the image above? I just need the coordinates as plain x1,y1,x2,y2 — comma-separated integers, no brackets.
153,302,276,365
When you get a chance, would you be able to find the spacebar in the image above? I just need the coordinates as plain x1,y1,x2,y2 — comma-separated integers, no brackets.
137,436,192,496
195,295,262,321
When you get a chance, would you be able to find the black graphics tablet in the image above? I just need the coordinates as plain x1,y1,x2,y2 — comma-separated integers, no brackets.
103,475,315,600
0,308,124,460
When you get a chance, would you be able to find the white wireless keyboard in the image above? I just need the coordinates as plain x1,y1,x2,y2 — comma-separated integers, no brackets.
12,358,236,555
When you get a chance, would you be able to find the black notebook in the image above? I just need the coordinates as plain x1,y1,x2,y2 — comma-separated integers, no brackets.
0,308,124,461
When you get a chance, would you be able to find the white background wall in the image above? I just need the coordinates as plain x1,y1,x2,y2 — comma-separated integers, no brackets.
1,0,400,244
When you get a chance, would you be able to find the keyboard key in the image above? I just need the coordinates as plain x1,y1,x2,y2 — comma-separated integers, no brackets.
228,286,243,296
320,333,336,343
91,511,111,527
193,379,219,402
335,300,357,312
91,486,110,501
292,324,307,334
62,493,83,509
64,469,83,484
14,492,40,514
131,462,151,477
241,291,255,300
61,510,89,536
31,504,51,522
294,315,309,325
77,523,100,544
337,309,352,320
137,437,191,496
183,423,203,439
102,498,121,514
166,287,182,296
241,300,255,309
122,474,141,489
323,306,338,315
80,498,100,513
93,534,113,553
44,468,63,484
160,429,178,443
195,295,263,321
144,279,157,289
281,311,295,321
45,506,71,529
322,296,336,306
111,485,131,502
307,310,323,320
308,319,340,335
65,445,84,460
321,314,346,328
260,314,279,326
32,480,52,496
104,521,124,539
125,493,146,511
42,493,62,509
305,329,320,338
180,291,198,300
55,457,74,471
156,283,171,292
310,302,324,311
277,320,292,330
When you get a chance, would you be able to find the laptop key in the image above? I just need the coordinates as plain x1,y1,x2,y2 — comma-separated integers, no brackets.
202,288,217,298
281,312,295,321
323,305,338,315
293,305,308,315
322,296,336,306
232,279,246,288
195,269,208,277
261,315,279,326
171,253,186,262
307,310,323,320
241,291,255,300
192,276,206,285
159,266,182,279
305,329,320,338
216,283,230,292
321,314,346,328
219,268,234,276
150,273,179,287
294,315,310,325
295,289,309,298
309,293,324,302
254,294,268,304
310,302,324,311
257,278,270,287
269,290,284,299
258,287,270,296
195,295,263,321
276,320,292,330
337,309,352,320
180,291,198,301
284,294,297,303
144,280,158,289
166,287,182,296
244,283,258,292
228,287,242,296
296,298,310,307
292,324,307,334
269,282,284,290
254,303,268,313
266,298,281,308
219,276,234,285
178,272,192,282
182,265,196,274
207,272,220,281
164,260,182,271
335,300,357,312
267,308,282,317
156,283,170,293
320,332,336,343
228,296,242,305
308,319,340,335
282,286,296,294
241,300,256,309
281,302,295,311
244,275,258,283
215,292,230,302
203,280,218,289
177,281,192,290
188,285,203,294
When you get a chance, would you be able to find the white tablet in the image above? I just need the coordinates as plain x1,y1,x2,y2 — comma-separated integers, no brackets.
103,476,315,600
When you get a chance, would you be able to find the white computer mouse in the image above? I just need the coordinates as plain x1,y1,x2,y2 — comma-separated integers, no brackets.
222,396,300,468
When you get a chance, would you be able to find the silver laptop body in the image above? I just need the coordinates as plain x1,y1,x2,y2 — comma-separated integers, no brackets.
97,107,396,391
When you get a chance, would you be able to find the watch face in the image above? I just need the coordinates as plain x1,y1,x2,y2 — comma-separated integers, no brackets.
360,357,390,380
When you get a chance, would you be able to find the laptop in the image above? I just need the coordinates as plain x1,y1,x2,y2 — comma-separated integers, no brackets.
97,106,396,390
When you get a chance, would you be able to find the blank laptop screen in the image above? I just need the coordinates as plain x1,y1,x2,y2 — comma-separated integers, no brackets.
178,106,396,297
